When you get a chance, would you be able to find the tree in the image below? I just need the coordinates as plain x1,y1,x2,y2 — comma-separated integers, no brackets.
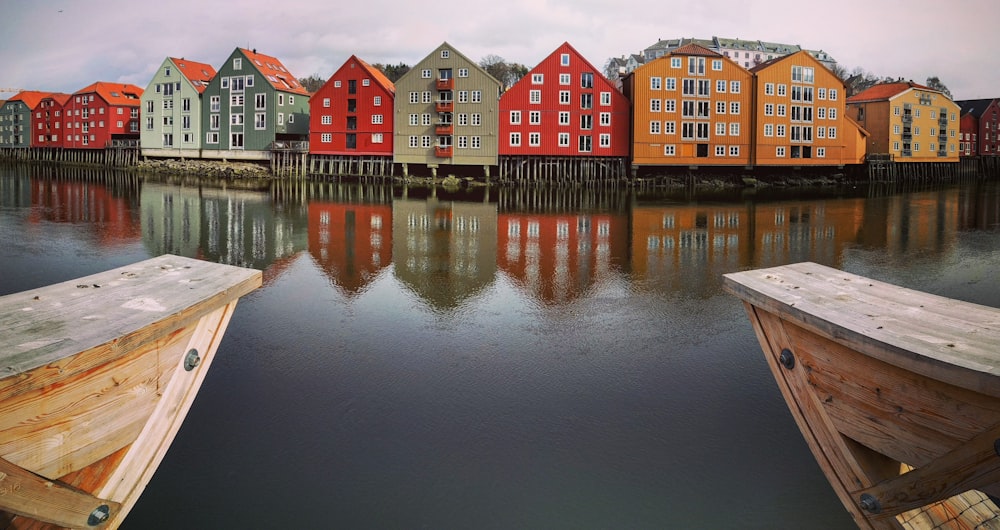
925,76,953,99
298,75,325,93
479,54,525,89
372,62,411,83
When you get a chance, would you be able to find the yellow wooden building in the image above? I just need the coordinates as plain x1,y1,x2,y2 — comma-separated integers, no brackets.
751,50,866,167
846,81,960,163
624,44,754,168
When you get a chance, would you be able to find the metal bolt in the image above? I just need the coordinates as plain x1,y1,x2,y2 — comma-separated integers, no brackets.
860,493,881,514
779,348,795,370
88,504,110,526
184,349,201,371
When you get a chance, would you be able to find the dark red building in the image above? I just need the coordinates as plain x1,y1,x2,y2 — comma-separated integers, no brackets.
307,201,393,295
34,93,71,148
309,56,395,156
955,98,1000,156
499,42,630,159
63,82,143,149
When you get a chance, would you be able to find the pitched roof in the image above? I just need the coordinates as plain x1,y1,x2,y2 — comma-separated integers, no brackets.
847,81,933,103
354,56,395,95
671,43,723,57
74,82,144,106
241,48,310,96
954,98,997,117
170,57,216,94
7,90,52,109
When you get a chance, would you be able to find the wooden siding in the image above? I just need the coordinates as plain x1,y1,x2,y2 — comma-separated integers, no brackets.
498,42,630,157
0,101,30,148
63,83,143,149
202,48,310,156
34,94,70,149
309,56,394,156
141,58,211,153
393,42,501,167
629,49,754,167
849,87,960,163
753,51,853,167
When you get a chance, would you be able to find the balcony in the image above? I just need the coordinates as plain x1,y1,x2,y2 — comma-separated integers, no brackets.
436,100,454,113
901,114,913,124
434,145,453,158
437,78,454,91
435,123,453,136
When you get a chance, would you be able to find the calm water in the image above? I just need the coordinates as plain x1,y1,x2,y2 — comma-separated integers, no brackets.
2,165,1000,529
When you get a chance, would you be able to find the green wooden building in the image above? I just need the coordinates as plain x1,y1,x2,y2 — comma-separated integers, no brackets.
201,48,310,160
141,57,217,158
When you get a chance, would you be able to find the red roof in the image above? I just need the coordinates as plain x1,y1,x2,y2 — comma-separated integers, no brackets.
241,48,310,96
8,90,52,109
354,56,396,95
74,82,144,106
847,81,933,103
171,57,216,94
671,43,723,57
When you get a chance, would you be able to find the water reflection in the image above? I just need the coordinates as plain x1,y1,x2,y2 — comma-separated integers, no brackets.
3,166,999,306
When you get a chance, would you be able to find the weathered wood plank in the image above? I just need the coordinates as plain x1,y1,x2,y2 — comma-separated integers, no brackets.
0,254,261,381
724,262,1000,398
0,456,121,529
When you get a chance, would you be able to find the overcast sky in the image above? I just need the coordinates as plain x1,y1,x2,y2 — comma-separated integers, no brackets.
3,0,997,100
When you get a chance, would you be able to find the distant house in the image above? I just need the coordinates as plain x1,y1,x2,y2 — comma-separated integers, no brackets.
309,55,395,157
63,82,143,149
0,91,51,149
847,81,960,162
636,37,837,74
393,42,502,174
35,93,72,149
141,57,217,158
201,48,310,160
499,42,630,163
954,98,1000,156
624,43,753,167
751,50,866,166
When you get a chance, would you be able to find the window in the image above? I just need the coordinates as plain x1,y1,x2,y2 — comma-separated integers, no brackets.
558,132,570,146
600,92,611,106
730,102,740,114
510,111,521,124
777,104,786,117
664,77,676,91
818,88,826,99
321,133,332,143
409,114,418,126
233,57,242,70
471,91,482,103
322,115,333,125
409,136,418,148
559,91,571,105
458,68,469,77
687,56,705,75
532,73,544,84
777,124,786,137
696,122,709,140
650,77,662,90
715,122,726,136
712,59,722,71
409,92,419,104
559,73,571,85
559,111,570,125
682,79,695,96
457,113,467,126
421,69,432,78
765,83,774,96
716,80,726,93
829,89,838,100
581,72,593,88
374,96,382,106
730,81,740,93
764,124,773,137
206,132,219,144
600,112,610,126
529,132,540,146
529,111,540,125
664,121,675,134
441,50,449,59
422,91,432,103
816,147,825,157
372,114,383,124
278,93,284,106
716,145,726,156
246,75,254,87
776,146,786,157
458,91,468,103
828,127,836,139
777,84,787,97
828,108,837,120
650,121,661,134
580,114,593,129
671,57,682,68
664,100,676,112
682,101,695,118
650,99,661,112
581,93,592,109
561,53,570,66
716,101,726,114
579,135,592,152
510,132,521,146
529,90,541,104
730,123,739,136
255,113,266,129
664,144,675,155
471,113,481,126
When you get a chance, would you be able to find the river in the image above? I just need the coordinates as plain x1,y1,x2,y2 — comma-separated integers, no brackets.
1,165,999,529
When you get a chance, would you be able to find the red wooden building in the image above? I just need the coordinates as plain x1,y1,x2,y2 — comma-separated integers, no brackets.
306,201,393,296
498,42,630,181
309,56,395,157
34,93,71,148
63,82,143,148
955,98,1000,156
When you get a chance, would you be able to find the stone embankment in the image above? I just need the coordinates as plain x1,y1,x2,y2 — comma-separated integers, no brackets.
135,159,272,179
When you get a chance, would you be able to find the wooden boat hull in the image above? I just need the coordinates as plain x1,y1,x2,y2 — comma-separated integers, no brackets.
724,263,1000,530
0,255,260,528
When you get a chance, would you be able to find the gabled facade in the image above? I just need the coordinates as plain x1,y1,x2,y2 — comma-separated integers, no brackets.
499,42,630,159
141,57,217,157
201,48,310,160
35,93,72,149
63,82,143,149
752,50,863,166
0,91,50,148
625,44,753,167
954,99,1000,156
393,42,502,170
847,82,960,162
309,55,395,156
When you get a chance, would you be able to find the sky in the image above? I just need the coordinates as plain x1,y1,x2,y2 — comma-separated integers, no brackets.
2,0,998,100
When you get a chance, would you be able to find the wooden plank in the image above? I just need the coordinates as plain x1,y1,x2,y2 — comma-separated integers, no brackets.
724,262,1000,397
0,456,121,529
0,254,261,381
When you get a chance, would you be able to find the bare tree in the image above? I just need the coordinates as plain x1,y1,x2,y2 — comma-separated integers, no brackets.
298,75,325,93
480,55,520,89
925,76,953,99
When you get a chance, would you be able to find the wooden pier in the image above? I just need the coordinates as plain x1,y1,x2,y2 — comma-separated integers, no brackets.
497,155,628,186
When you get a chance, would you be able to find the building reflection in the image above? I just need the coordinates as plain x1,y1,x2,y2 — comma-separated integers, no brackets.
140,182,307,280
307,201,392,296
392,197,497,310
497,211,628,304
